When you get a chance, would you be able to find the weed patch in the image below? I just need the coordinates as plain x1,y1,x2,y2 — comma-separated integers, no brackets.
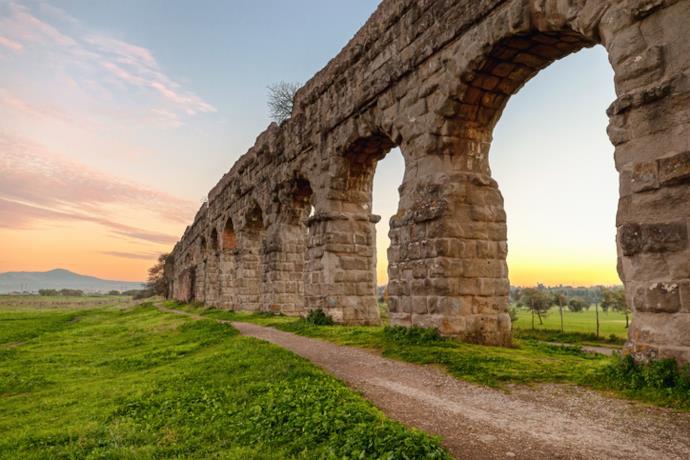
591,355,690,409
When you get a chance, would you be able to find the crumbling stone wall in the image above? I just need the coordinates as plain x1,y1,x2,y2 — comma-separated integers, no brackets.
166,0,690,363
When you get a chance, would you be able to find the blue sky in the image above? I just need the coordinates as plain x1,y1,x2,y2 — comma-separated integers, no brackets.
0,0,620,285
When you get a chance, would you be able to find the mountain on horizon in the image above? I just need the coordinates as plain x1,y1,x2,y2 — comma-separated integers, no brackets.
0,268,145,294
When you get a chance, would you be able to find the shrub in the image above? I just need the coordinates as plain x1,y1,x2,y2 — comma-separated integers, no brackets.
305,309,334,326
593,354,690,409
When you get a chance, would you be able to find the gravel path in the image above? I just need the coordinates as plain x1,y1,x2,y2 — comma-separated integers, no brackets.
160,307,690,460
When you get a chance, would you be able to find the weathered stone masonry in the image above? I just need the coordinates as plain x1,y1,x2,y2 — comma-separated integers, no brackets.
166,0,690,363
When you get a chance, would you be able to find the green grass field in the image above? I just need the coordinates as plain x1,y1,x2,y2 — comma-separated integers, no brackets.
513,306,629,339
173,302,690,411
0,297,449,459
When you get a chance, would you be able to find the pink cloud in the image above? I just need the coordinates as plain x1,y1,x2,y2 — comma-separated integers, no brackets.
0,133,196,233
0,3,216,123
0,89,71,122
0,35,22,52
86,35,156,67
4,2,76,48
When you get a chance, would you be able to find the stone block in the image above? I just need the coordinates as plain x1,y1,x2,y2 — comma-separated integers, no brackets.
634,282,681,313
631,160,659,192
658,151,690,186
619,222,688,256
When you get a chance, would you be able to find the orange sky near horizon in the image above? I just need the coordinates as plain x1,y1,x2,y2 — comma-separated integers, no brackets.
0,213,185,282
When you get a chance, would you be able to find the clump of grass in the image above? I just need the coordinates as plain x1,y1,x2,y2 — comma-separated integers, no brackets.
383,325,444,345
305,308,334,326
591,354,690,410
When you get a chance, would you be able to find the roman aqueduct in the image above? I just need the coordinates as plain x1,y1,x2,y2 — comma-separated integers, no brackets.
166,0,690,363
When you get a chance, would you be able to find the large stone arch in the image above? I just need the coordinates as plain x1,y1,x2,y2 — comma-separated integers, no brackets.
304,119,405,324
383,0,690,357
166,0,690,363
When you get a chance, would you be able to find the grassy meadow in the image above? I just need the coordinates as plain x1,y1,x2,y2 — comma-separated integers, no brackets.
0,296,449,459
513,306,629,339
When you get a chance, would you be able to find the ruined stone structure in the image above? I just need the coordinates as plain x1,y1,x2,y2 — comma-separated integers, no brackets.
166,0,690,363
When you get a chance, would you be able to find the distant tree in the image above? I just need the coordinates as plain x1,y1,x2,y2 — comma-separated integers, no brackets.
108,290,120,296
133,289,155,300
517,287,551,329
59,289,83,297
267,81,300,123
552,291,568,333
38,289,58,296
147,254,169,297
567,297,588,313
601,286,630,328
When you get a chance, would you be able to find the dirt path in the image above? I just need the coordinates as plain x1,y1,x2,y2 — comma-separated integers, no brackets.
159,306,690,460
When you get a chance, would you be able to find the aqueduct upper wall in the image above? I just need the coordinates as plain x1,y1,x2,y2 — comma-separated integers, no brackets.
166,0,690,363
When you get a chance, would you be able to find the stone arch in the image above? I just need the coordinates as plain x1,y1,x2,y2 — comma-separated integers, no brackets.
387,0,690,356
177,250,195,303
306,127,401,324
209,228,219,253
222,217,238,251
194,235,208,303
235,202,265,312
217,216,239,309
204,226,221,307
262,175,315,315
199,235,207,255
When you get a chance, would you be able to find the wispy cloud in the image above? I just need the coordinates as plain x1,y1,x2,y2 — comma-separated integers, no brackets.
0,133,195,243
100,251,160,261
0,35,22,52
0,2,215,122
0,198,180,245
0,88,71,122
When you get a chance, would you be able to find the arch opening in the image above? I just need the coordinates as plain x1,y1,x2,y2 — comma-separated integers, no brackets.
264,176,314,315
236,203,265,312
222,218,237,251
489,45,620,339
319,133,401,324
210,228,219,252
433,27,621,344
371,148,406,317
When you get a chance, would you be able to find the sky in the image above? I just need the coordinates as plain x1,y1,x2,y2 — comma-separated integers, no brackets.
0,0,620,287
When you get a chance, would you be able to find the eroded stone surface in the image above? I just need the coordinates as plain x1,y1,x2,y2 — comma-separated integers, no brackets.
166,0,690,361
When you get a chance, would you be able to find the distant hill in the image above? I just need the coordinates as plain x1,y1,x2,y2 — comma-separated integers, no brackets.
0,269,145,294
